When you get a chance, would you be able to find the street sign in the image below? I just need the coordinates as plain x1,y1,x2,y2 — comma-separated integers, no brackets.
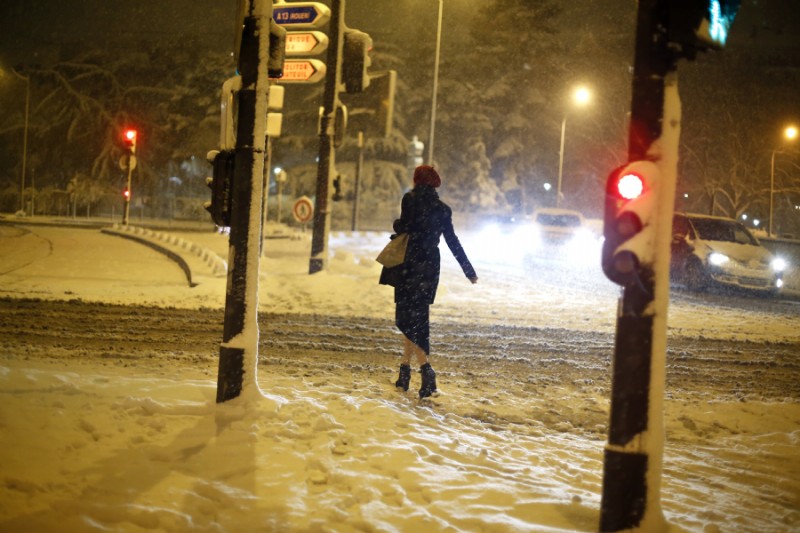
292,196,314,223
119,154,137,171
285,31,329,56
279,59,327,83
273,3,331,28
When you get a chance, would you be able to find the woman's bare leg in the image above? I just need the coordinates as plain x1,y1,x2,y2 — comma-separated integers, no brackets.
404,336,428,367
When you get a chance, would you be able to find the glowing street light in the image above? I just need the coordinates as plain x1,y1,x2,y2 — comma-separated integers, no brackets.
557,85,592,208
769,124,798,237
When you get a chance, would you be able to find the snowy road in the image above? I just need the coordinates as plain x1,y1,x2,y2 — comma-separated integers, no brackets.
2,298,797,435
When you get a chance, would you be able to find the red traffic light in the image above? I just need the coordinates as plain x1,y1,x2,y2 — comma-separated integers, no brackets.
124,129,137,142
123,188,130,199
616,172,645,200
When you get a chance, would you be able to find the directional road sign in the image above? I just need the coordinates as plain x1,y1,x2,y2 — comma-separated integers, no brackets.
273,2,331,29
279,59,327,83
285,31,329,56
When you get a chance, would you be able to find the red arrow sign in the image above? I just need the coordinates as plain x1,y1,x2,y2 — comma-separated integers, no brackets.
279,59,327,84
285,31,329,56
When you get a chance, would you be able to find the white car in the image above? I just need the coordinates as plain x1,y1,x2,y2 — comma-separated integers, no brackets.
670,213,786,294
526,208,601,266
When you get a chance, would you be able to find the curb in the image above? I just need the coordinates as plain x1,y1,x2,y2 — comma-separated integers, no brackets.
101,225,227,287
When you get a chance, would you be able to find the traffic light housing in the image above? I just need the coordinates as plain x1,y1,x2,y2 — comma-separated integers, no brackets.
205,149,235,227
668,0,740,59
602,161,660,286
340,69,396,138
268,18,287,79
122,188,130,200
342,29,372,94
332,175,342,201
122,129,137,154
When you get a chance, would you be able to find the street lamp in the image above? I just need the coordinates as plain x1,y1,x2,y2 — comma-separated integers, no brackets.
556,85,591,208
4,68,30,214
428,0,443,165
769,124,798,237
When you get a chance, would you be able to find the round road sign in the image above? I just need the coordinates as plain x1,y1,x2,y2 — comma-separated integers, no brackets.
292,196,314,223
119,154,137,171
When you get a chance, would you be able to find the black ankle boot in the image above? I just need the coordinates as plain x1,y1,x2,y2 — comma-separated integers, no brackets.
395,364,411,391
419,363,438,399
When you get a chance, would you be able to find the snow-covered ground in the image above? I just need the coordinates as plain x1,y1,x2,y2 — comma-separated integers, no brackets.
1,220,798,532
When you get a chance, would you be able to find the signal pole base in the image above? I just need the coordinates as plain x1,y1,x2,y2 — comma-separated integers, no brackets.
309,257,324,274
216,346,245,403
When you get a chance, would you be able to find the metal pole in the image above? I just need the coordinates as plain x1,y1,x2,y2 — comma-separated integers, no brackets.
277,180,283,223
12,70,30,214
216,0,272,403
309,0,344,274
123,162,133,225
352,130,364,232
600,0,674,530
769,149,776,238
557,114,566,209
428,0,443,165
262,136,272,247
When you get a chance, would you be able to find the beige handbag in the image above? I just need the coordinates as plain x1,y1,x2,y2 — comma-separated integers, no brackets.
376,233,409,267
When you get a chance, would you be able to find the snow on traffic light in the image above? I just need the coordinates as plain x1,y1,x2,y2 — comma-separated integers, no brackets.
268,19,287,79
602,161,660,287
204,150,235,227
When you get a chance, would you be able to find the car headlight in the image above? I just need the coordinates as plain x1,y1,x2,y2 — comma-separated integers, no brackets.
771,257,787,273
708,252,729,266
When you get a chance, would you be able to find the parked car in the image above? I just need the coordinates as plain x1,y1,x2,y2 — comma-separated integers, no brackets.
670,213,787,294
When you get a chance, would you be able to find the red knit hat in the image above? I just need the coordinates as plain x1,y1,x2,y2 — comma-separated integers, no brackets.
413,165,441,188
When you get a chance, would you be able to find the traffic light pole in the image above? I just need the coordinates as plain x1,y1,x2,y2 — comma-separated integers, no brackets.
308,0,344,274
351,130,364,231
122,161,133,225
600,0,680,530
216,0,273,403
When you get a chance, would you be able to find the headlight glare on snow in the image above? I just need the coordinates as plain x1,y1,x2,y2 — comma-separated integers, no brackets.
708,252,729,266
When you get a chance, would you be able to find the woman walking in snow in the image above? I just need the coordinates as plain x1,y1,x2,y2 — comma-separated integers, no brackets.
380,165,478,398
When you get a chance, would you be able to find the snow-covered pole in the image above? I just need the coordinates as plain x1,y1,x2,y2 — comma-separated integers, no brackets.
600,0,740,530
216,0,273,403
600,0,675,530
309,0,344,274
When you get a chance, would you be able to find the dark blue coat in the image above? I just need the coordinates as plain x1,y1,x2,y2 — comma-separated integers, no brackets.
381,186,476,304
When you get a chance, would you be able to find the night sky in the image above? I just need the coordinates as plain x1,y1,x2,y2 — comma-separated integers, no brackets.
3,1,796,64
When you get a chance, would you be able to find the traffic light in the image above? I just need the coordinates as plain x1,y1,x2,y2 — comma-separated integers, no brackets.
123,188,130,200
332,175,342,201
269,18,287,79
122,129,137,154
668,0,741,59
342,29,372,94
602,161,660,286
339,69,396,138
204,149,235,227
